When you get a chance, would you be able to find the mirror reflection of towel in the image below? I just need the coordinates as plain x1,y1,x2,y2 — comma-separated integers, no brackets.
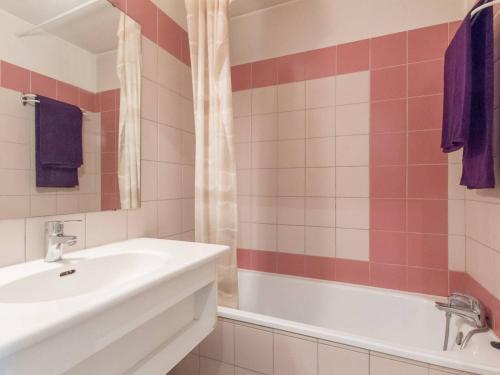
35,95,83,188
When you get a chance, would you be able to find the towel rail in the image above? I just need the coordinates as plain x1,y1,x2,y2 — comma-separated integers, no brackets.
471,0,500,16
21,93,90,117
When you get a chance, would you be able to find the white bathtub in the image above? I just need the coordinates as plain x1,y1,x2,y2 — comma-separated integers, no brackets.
218,270,500,375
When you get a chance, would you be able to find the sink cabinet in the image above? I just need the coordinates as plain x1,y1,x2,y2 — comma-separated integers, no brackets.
0,239,227,375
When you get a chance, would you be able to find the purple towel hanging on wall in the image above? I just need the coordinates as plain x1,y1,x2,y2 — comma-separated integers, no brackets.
35,95,83,188
442,0,495,189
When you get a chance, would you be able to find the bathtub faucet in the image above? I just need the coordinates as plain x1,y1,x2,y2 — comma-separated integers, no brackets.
435,293,488,350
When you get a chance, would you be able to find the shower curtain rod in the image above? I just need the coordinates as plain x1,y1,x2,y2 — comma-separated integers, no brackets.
471,0,500,16
16,0,107,37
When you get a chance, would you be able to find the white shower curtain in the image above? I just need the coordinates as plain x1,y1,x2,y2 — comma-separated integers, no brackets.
185,0,238,308
117,14,142,209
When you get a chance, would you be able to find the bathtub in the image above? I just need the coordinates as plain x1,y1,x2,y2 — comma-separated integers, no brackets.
218,270,500,375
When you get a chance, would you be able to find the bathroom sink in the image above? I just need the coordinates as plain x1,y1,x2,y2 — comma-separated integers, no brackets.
0,252,168,303
0,238,229,374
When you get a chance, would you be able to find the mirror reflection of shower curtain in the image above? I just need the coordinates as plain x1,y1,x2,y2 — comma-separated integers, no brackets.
116,13,141,209
185,0,239,308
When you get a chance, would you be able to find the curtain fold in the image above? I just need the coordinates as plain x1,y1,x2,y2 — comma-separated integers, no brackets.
116,13,142,209
185,0,239,308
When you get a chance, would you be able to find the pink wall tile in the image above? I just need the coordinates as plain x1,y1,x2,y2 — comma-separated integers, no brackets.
101,152,117,174
407,233,448,269
337,40,370,74
448,21,461,42
408,59,444,97
408,267,448,296
305,256,335,280
408,23,448,63
335,259,369,285
127,0,158,43
180,30,191,66
371,166,406,198
371,65,407,101
370,263,407,291
101,132,117,153
407,199,447,234
304,47,336,80
253,250,277,273
237,249,253,269
79,89,96,112
100,90,117,111
101,173,118,195
371,32,407,69
101,111,117,132
370,199,406,231
370,230,407,265
1,61,30,93
371,133,406,166
30,72,56,99
158,11,181,58
276,252,305,276
56,81,79,106
231,64,252,91
408,130,447,164
407,165,447,199
408,95,443,130
277,53,307,84
252,58,278,88
370,99,407,134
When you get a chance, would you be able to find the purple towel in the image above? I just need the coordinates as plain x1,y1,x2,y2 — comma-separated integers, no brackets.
35,96,83,188
442,0,495,189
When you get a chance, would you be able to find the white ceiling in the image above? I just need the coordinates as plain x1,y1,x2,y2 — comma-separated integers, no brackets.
230,0,295,17
0,0,120,54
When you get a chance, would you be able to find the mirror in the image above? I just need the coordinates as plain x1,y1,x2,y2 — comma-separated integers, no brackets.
0,0,141,219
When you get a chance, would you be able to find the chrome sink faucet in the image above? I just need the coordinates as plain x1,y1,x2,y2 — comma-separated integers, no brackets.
45,220,81,262
436,293,488,350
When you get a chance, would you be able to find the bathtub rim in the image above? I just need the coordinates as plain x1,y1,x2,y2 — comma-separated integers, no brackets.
217,270,500,375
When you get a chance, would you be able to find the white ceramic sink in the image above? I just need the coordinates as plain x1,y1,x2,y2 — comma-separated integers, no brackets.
0,238,229,375
0,252,168,303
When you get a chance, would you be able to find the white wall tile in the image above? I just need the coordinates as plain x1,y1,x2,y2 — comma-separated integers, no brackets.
306,107,335,138
336,198,369,229
306,138,335,167
279,140,305,168
200,320,235,364
278,197,305,225
335,135,369,166
278,82,305,112
278,111,306,140
305,226,335,257
235,325,273,375
305,197,335,227
336,72,370,106
252,114,278,141
370,355,428,375
335,103,370,136
252,87,277,115
306,168,335,197
336,166,369,197
277,225,305,254
306,77,335,109
0,219,25,266
336,228,369,261
318,343,369,375
274,334,317,375
85,210,127,248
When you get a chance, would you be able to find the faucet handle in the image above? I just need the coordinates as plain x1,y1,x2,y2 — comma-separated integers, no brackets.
45,220,82,234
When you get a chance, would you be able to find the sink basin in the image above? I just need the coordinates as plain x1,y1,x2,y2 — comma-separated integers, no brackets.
0,252,168,303
0,238,229,375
